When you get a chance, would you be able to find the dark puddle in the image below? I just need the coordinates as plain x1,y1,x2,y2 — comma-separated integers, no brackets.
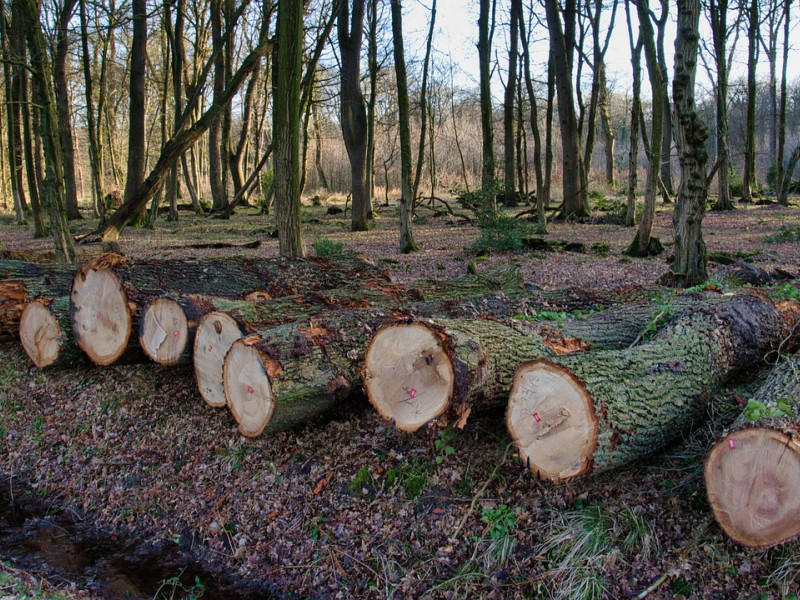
0,477,285,599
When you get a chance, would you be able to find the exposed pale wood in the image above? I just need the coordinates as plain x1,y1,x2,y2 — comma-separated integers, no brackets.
139,297,189,365
19,300,61,367
363,323,454,432
704,356,800,547
194,311,247,408
507,360,597,480
70,267,132,365
223,339,275,437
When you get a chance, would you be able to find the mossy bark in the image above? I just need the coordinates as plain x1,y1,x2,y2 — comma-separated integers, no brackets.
704,355,800,547
509,294,800,481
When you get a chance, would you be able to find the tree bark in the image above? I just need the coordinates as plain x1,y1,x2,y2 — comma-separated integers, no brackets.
122,0,147,219
338,0,370,231
655,0,674,200
507,293,800,482
503,0,520,207
704,354,800,548
390,0,417,253
741,0,758,202
624,1,643,227
518,4,544,225
412,0,436,206
669,0,709,287
54,0,81,219
14,0,76,263
1,0,27,224
776,0,791,205
478,0,495,204
627,0,663,256
69,253,388,366
208,0,227,212
710,0,733,210
79,0,104,219
544,0,588,219
273,0,305,257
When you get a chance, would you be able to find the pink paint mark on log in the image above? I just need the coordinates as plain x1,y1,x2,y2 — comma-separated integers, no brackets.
247,385,254,394
728,439,736,450
533,412,541,423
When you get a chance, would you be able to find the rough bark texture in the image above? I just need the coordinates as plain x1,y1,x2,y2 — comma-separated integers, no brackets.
477,0,495,199
148,264,523,366
669,0,708,286
273,0,305,257
507,294,800,482
0,260,78,341
70,253,389,365
705,355,800,548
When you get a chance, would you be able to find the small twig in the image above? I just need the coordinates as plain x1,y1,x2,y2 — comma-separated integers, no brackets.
637,572,668,599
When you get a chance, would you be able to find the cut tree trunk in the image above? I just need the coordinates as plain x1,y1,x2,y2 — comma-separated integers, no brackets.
0,260,77,341
19,297,85,368
149,263,523,366
219,289,721,436
506,293,800,482
704,355,800,548
196,264,525,408
70,253,389,365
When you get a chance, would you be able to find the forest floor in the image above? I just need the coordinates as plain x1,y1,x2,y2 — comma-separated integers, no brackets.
1,193,800,599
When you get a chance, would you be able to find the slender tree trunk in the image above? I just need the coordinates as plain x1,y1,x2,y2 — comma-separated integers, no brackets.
390,0,417,253
624,0,642,227
655,0,674,200
54,0,81,219
598,64,615,187
544,0,588,219
627,0,664,256
711,0,733,210
364,0,377,206
503,0,520,207
208,0,226,211
313,99,329,190
338,0,370,231
1,0,26,224
79,0,104,219
543,57,554,208
478,0,496,206
518,3,544,225
273,0,305,257
122,0,147,224
412,0,436,205
776,0,792,205
14,0,75,263
741,0,758,201
670,0,708,287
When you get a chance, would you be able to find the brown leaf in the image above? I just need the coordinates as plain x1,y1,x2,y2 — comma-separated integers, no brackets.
453,404,471,430
314,472,333,495
543,332,590,355
298,322,332,345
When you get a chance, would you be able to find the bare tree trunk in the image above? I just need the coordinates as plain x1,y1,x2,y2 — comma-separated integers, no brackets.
273,0,305,257
208,0,226,211
543,57,554,208
1,0,26,224
313,97,329,190
655,0,674,200
624,0,642,227
670,0,709,287
544,0,588,219
776,0,792,205
122,0,147,225
741,0,758,201
412,0,436,205
710,0,733,210
390,0,417,253
478,0,496,207
79,0,104,219
518,3,544,225
338,0,370,231
503,0,520,207
54,0,81,219
14,0,75,263
364,0,377,205
627,0,664,256
598,64,615,187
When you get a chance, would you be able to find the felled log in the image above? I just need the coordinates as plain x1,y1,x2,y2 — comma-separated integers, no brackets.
18,297,86,368
69,252,389,365
151,263,523,367
506,293,800,482
0,260,77,341
219,294,695,436
704,355,800,548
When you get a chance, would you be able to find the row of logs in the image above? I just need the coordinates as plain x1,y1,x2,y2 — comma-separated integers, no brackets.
2,253,799,548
